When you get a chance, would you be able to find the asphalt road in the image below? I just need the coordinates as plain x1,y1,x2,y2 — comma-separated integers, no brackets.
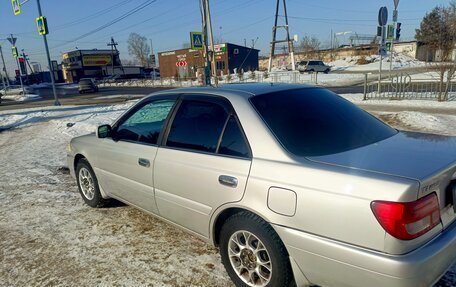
0,85,365,111
0,86,169,111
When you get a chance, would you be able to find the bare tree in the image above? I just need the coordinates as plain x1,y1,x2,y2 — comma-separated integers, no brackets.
416,5,456,101
127,33,150,67
299,36,321,53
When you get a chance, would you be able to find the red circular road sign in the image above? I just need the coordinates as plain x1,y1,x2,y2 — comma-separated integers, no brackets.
175,61,188,67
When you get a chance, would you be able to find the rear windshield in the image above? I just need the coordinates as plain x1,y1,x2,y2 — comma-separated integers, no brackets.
80,79,92,84
250,88,397,156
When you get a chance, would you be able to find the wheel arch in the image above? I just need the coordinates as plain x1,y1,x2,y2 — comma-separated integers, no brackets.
211,206,278,248
73,153,87,171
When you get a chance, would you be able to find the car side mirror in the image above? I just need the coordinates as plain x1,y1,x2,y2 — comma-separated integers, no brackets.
97,124,112,138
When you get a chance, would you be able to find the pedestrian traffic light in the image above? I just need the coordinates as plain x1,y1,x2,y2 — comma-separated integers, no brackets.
12,46,18,58
36,16,49,36
18,57,26,75
11,0,21,16
396,22,402,41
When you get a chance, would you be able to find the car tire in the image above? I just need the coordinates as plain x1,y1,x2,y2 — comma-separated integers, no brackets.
324,69,330,74
219,212,294,287
76,158,109,208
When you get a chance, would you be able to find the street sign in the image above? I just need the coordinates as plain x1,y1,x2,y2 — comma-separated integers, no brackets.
12,46,18,59
36,16,49,36
379,45,387,57
175,61,188,67
394,0,400,10
190,32,204,50
378,7,388,26
387,25,395,41
393,10,398,22
7,36,17,46
11,0,21,16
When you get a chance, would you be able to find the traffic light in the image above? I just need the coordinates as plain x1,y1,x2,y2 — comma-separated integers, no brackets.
12,46,18,58
396,22,402,41
18,57,27,75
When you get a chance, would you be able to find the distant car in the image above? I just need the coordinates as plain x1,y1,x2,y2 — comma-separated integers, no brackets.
296,60,331,73
67,84,456,287
78,78,98,94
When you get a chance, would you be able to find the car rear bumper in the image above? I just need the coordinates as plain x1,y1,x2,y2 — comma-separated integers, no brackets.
273,221,456,287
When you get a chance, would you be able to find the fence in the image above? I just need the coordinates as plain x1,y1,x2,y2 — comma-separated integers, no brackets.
364,72,456,101
100,70,456,101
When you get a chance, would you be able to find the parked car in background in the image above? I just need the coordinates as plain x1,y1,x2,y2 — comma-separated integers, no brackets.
78,78,98,94
296,60,331,73
67,84,456,287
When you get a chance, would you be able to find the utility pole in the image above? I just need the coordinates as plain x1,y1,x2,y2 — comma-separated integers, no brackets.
268,0,295,72
34,0,60,105
107,37,119,76
205,0,217,86
200,0,216,86
0,45,10,87
390,0,400,72
150,39,156,82
21,49,29,82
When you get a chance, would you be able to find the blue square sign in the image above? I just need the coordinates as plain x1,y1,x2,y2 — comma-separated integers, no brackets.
190,32,204,50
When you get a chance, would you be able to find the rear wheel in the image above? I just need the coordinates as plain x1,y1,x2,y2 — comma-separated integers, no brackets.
76,158,109,208
219,212,293,287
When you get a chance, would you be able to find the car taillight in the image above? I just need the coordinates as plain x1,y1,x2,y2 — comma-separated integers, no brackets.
371,193,441,240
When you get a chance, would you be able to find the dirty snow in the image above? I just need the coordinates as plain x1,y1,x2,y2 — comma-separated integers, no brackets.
0,101,455,286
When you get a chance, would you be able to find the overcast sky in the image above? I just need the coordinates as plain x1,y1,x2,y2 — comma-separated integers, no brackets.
0,0,452,73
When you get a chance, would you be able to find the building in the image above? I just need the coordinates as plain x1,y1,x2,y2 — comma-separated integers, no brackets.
62,49,121,83
158,43,259,79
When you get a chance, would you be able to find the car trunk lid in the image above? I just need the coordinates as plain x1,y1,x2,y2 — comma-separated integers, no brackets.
308,131,456,228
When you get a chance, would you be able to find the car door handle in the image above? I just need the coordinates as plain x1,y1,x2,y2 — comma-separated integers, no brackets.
138,158,150,168
218,175,238,188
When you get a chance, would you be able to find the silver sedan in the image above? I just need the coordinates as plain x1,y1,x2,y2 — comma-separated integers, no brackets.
67,84,456,287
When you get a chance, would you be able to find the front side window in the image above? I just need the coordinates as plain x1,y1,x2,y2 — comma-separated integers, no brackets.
115,99,176,145
166,100,228,153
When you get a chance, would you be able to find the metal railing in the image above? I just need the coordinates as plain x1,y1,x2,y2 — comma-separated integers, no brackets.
364,72,456,101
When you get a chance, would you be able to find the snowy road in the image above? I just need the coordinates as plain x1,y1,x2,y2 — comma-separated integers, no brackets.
0,102,455,286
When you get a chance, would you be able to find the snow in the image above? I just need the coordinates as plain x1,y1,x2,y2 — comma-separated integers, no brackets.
0,100,455,286
329,53,425,72
341,93,456,109
1,93,41,102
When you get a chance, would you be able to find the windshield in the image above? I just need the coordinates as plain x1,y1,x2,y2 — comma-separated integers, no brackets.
250,88,397,156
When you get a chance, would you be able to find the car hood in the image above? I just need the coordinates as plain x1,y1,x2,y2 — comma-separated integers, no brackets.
307,131,456,181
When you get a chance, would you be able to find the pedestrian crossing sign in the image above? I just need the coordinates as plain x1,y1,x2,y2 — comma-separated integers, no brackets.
36,16,49,36
190,32,204,50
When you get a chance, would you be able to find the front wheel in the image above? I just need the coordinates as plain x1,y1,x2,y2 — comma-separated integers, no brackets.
76,158,109,208
219,212,293,287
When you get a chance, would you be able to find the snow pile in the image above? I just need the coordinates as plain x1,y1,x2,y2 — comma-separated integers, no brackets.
1,93,41,102
0,103,134,132
341,93,456,108
377,111,456,136
329,53,425,72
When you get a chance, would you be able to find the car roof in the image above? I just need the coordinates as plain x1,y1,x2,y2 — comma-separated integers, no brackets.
151,83,316,99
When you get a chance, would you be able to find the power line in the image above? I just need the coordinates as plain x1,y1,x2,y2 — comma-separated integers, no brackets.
49,0,157,51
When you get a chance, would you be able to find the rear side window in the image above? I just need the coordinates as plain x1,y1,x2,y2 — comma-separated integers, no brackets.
218,116,250,158
167,100,228,153
250,88,397,156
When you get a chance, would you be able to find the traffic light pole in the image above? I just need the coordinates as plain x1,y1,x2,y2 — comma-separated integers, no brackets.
10,34,26,96
15,57,26,96
36,0,59,105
